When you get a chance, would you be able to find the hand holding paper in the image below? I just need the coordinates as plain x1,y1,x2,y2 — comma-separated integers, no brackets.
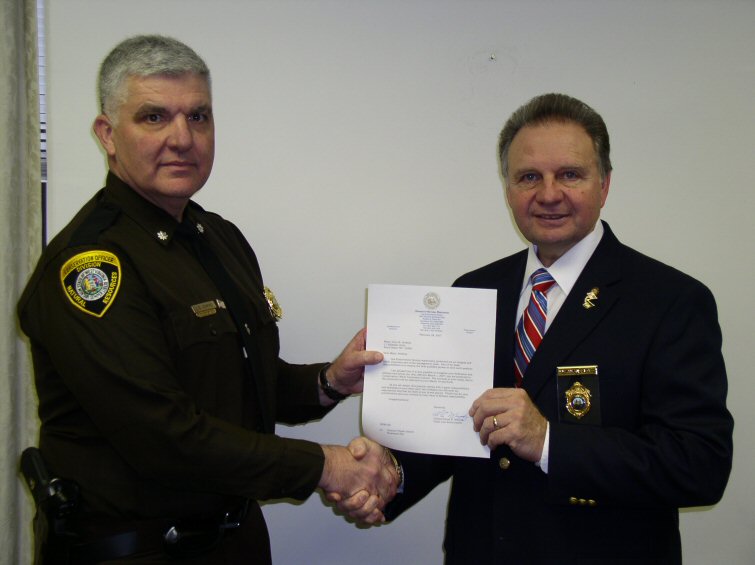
469,387,548,462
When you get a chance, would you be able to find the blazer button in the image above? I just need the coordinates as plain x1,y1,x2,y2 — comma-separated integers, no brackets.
568,497,597,506
498,457,511,470
569,496,598,506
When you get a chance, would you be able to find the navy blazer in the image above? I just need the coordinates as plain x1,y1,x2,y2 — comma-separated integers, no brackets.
385,222,733,565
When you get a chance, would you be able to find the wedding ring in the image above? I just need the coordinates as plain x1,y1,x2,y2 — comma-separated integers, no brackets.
493,416,500,429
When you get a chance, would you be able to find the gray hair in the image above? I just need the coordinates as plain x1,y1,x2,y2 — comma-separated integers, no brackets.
498,93,612,183
98,35,211,118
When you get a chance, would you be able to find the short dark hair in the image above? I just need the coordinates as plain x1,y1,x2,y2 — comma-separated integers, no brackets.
498,93,612,182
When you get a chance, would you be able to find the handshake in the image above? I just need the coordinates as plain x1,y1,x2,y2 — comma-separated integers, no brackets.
318,437,400,525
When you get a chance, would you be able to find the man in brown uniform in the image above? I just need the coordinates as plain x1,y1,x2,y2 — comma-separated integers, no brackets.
18,35,396,564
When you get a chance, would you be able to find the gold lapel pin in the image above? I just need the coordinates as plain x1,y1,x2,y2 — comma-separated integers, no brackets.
583,287,599,309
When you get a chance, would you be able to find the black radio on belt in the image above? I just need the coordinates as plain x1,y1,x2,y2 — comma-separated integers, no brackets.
20,447,80,519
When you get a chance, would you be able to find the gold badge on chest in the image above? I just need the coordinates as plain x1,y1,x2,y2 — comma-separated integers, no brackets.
557,365,601,425
564,381,592,419
264,286,283,321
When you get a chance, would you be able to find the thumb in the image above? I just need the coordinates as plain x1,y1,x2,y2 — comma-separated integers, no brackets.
347,436,369,459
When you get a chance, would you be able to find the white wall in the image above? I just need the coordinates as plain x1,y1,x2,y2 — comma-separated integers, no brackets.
45,1,755,563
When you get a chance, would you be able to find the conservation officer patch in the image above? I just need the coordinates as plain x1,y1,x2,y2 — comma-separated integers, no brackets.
60,250,122,317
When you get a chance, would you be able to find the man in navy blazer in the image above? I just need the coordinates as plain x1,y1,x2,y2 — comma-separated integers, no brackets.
340,93,733,564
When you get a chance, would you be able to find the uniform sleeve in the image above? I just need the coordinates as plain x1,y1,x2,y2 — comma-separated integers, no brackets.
274,359,336,424
20,248,325,503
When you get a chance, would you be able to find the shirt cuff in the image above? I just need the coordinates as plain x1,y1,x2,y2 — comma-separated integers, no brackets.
536,421,550,473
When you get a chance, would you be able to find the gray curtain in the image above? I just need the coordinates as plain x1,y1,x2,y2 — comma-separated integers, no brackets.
0,0,43,563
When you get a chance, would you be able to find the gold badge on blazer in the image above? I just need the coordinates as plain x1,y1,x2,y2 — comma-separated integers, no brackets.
557,365,601,425
60,250,122,318
264,286,283,321
565,381,592,419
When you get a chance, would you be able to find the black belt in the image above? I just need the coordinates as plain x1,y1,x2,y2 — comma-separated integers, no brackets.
68,500,250,563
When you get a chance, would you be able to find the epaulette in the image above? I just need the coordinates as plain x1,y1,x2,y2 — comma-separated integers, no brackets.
68,202,121,247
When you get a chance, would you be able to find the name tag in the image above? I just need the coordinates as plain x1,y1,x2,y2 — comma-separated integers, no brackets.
191,299,226,318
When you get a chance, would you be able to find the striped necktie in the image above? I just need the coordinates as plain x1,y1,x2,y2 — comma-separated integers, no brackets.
513,268,556,386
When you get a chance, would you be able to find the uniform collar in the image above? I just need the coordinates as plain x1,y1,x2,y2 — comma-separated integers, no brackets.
103,172,204,246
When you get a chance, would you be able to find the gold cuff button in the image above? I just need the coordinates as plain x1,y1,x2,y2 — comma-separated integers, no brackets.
498,457,511,470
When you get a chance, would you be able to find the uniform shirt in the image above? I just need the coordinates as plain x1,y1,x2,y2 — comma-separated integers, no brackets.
18,172,331,520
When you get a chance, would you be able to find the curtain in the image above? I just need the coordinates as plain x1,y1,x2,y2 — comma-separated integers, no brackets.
0,0,43,563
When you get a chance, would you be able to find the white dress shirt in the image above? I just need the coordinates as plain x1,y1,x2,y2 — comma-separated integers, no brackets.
515,222,605,473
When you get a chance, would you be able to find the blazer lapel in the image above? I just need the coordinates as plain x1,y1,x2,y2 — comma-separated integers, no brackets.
523,224,625,400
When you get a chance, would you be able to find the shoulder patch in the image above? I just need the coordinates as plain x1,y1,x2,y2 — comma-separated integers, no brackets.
60,250,122,317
